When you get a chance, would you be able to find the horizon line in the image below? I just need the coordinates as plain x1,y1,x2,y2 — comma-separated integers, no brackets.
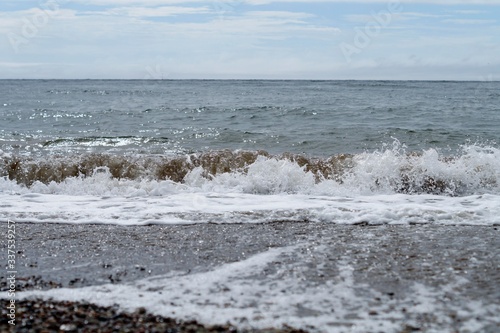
1,78,499,82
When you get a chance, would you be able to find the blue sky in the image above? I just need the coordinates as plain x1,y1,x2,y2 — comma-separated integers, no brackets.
1,0,499,79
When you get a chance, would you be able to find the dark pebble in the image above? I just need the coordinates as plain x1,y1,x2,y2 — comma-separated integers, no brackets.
1,299,308,333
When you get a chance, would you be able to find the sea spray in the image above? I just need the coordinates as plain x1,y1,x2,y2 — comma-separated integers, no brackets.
1,142,499,197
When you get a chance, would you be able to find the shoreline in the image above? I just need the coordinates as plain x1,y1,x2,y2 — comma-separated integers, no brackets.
1,299,306,333
1,222,499,332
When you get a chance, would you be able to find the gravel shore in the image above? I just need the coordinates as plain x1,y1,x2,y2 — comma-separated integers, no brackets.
1,299,307,333
1,222,499,332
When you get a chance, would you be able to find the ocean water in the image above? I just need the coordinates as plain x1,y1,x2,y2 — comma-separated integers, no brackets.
1,79,500,225
3,80,500,332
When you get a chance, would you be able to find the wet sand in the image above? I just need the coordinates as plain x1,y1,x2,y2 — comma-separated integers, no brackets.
1,222,500,332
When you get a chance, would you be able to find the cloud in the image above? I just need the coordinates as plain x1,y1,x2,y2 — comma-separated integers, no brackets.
452,10,486,14
0,61,45,68
246,11,314,19
58,0,500,4
1,0,499,79
67,0,203,5
93,6,211,17
443,19,497,24
243,0,500,4
344,12,448,24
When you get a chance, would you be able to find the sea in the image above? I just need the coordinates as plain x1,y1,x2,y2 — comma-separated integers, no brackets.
1,79,499,226
2,80,500,332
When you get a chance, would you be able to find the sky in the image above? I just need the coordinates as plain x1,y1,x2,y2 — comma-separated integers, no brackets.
0,0,499,80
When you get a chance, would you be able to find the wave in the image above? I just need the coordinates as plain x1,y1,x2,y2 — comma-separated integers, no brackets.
1,142,499,197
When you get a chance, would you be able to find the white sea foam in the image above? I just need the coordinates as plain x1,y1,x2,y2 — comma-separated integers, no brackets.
1,143,499,225
17,244,500,332
179,143,500,196
0,179,499,225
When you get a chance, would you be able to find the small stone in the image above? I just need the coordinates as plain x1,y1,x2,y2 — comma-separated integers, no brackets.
60,323,78,331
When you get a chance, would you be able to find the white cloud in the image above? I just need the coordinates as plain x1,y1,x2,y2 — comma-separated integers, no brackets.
244,0,500,4
68,0,203,5
0,61,45,68
1,0,500,79
95,6,211,17
452,10,486,14
443,19,496,24
397,12,449,19
60,0,500,4
246,11,314,19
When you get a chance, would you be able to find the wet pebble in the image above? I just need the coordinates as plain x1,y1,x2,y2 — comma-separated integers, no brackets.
1,299,308,333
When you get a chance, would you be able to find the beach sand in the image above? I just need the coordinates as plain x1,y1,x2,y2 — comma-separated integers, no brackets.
2,222,499,332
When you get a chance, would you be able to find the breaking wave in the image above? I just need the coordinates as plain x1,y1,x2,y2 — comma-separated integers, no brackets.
1,142,499,197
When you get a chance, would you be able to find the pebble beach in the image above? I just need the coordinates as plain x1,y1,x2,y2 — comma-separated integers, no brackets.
2,222,499,332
